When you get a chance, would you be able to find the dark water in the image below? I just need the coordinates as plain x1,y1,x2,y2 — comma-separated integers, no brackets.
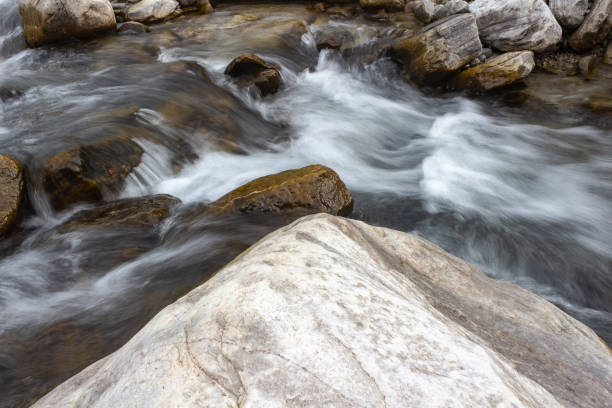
1,2,611,407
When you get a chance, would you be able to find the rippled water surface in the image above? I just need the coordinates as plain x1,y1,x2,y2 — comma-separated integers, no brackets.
1,2,611,407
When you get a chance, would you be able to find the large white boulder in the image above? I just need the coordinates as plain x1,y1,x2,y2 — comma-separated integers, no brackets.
32,214,612,408
18,0,116,47
469,0,562,53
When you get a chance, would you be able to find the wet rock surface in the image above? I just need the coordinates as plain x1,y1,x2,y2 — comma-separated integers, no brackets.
225,53,282,96
469,0,562,53
31,214,612,408
18,0,117,47
0,155,24,237
453,51,535,92
41,137,144,211
207,165,354,216
126,0,180,23
391,13,482,84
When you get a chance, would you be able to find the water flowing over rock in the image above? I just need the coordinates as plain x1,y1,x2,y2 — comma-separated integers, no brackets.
18,0,116,47
568,0,612,52
549,0,589,29
453,51,535,92
391,13,482,84
207,165,354,216
41,137,144,211
225,53,282,96
126,0,179,23
0,155,24,237
31,214,612,408
469,0,562,53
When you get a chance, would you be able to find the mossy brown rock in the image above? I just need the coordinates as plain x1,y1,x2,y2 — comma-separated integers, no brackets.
391,13,482,84
0,155,24,237
453,51,535,92
208,165,354,216
42,137,143,211
57,194,180,233
536,52,580,75
19,0,116,47
359,0,405,12
225,53,282,96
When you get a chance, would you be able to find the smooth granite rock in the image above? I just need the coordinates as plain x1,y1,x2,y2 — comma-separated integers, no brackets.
31,214,612,408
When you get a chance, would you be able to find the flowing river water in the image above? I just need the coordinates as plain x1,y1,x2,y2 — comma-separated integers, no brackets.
1,2,612,407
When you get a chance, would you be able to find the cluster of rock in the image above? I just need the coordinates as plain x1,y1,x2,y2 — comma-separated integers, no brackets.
389,0,612,91
18,0,212,47
31,213,612,407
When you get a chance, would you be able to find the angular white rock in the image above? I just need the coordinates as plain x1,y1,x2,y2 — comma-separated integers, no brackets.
469,0,562,52
32,214,612,408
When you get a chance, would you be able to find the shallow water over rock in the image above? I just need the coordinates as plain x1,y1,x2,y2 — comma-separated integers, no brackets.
0,2,611,407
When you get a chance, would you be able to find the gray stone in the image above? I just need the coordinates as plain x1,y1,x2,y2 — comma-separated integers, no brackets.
549,0,589,29
412,0,436,23
469,0,562,53
568,0,612,52
18,0,116,47
31,214,612,408
432,0,469,21
391,13,482,84
126,0,179,23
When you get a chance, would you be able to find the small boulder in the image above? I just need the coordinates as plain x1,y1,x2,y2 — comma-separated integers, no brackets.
224,53,282,97
360,0,405,12
391,13,482,84
568,0,612,53
314,28,355,50
549,0,589,29
432,0,469,21
412,0,436,23
578,54,599,77
41,137,143,211
178,0,213,13
469,0,562,53
126,0,179,23
207,165,354,216
452,51,535,92
0,156,24,237
19,0,117,47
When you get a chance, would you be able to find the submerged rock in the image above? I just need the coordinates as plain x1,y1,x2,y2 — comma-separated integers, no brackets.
225,53,282,97
391,13,482,84
31,214,612,408
18,0,117,47
453,51,535,92
41,137,143,211
549,0,589,29
57,194,180,233
126,0,179,23
117,21,151,33
207,165,354,216
469,0,562,53
568,0,612,53
0,156,24,237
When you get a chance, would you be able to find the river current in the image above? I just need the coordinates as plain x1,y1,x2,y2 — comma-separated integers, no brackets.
1,2,611,407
